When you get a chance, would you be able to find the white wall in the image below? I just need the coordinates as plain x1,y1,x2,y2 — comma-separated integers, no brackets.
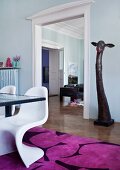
90,0,120,122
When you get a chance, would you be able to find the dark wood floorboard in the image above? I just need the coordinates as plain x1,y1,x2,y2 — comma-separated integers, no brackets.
43,96,120,144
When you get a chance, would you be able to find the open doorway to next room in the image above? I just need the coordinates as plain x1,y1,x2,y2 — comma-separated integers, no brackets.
41,16,84,107
42,47,64,96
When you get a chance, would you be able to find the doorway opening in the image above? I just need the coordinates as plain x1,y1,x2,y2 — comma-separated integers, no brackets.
42,47,64,96
41,17,84,108
27,0,93,119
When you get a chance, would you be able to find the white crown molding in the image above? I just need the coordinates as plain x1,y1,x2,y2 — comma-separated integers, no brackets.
42,40,63,49
27,0,94,21
27,0,94,26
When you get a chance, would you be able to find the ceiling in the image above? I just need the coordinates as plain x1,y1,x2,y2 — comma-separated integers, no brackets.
44,17,84,39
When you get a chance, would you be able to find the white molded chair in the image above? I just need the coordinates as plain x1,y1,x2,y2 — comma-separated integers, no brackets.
0,85,16,117
0,86,48,168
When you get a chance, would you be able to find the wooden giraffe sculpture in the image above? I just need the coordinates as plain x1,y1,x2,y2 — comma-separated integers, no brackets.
91,40,115,126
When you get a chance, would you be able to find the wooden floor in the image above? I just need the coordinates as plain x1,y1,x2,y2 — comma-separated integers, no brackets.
43,96,120,144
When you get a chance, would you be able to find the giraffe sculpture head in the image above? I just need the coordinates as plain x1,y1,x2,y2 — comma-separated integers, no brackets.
91,40,115,53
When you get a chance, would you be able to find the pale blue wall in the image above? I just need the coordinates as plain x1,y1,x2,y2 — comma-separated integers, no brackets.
90,0,120,122
42,28,84,85
0,0,78,94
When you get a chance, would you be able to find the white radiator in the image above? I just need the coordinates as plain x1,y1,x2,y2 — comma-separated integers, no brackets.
0,68,19,94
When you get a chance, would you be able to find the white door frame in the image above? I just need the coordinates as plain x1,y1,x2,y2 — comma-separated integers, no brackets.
27,0,94,119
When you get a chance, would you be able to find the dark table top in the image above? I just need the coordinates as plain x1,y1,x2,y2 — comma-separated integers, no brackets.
0,93,46,106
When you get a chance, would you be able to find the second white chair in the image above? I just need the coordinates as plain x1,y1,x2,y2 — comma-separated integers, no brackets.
0,85,16,117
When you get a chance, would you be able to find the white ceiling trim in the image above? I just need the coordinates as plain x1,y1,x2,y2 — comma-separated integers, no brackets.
44,21,84,39
42,39,63,49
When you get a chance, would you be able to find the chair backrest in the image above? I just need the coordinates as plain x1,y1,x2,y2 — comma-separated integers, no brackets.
0,85,16,94
17,86,48,124
0,85,16,116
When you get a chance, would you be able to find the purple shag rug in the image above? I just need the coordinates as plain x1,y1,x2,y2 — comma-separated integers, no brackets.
0,127,120,170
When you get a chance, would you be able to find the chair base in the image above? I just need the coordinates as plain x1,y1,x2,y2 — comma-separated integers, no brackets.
20,144,44,168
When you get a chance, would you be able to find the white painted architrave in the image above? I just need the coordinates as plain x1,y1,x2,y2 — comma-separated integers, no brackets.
27,0,94,119
42,40,63,49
